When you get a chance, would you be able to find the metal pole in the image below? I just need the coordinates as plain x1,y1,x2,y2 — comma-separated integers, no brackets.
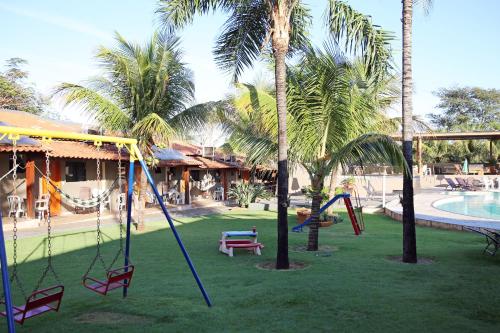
138,159,212,307
123,160,134,298
382,171,387,208
0,213,16,332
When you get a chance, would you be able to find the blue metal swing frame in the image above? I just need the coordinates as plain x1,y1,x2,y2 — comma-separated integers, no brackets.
0,130,212,333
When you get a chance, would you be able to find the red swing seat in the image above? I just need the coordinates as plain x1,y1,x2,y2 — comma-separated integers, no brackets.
83,265,134,296
0,285,64,325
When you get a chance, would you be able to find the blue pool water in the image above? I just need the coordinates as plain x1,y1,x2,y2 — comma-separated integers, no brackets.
434,192,500,220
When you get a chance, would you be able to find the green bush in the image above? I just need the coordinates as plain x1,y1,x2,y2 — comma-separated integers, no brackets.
228,183,271,207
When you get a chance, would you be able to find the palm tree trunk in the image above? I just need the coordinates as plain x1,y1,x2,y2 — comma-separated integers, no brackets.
326,166,340,215
402,0,417,263
272,5,290,270
307,176,324,251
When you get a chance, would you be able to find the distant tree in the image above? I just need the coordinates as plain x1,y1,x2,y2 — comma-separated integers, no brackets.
0,57,45,114
428,87,500,131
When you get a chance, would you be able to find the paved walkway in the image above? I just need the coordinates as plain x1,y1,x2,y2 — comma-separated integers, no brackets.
385,189,500,230
2,203,235,240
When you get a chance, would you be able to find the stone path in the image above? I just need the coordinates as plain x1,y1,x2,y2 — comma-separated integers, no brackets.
3,205,235,240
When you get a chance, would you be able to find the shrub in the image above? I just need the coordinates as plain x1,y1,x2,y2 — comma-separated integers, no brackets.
228,183,271,207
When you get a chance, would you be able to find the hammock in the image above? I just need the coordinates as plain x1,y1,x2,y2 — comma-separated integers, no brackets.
34,165,121,208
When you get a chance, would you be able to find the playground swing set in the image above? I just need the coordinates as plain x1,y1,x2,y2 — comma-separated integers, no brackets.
0,126,212,333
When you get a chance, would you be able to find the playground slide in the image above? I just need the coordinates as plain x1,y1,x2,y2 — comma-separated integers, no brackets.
292,193,361,235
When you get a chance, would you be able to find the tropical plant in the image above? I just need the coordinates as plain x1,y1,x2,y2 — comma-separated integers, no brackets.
157,0,393,269
225,43,406,250
53,32,209,228
228,183,271,208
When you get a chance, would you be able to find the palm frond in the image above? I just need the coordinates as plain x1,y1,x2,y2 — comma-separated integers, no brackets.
328,133,408,175
156,0,238,32
213,2,270,82
288,3,313,55
169,101,225,132
131,112,176,149
52,82,131,131
326,0,395,78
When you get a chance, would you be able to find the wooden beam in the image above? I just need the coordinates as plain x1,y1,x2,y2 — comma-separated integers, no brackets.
25,159,35,218
182,167,190,204
222,169,228,200
392,131,500,141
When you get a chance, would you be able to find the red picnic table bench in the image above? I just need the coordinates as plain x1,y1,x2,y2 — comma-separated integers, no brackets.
219,227,263,257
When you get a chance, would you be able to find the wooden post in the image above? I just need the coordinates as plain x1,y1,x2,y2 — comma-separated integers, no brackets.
25,159,35,218
222,169,228,200
242,170,250,184
417,136,423,176
490,140,493,161
42,159,62,216
182,167,190,204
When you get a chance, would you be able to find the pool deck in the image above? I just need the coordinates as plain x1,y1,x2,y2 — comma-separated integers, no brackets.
385,190,500,231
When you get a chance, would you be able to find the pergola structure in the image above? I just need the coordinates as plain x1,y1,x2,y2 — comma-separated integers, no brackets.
392,131,500,175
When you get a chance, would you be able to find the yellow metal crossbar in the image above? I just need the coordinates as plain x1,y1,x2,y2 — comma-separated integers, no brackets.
0,125,143,161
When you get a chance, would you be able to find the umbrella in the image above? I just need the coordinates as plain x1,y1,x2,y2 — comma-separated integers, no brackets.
462,158,468,175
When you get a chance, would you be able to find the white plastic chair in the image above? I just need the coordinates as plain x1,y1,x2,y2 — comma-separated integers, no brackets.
482,176,493,190
116,193,126,211
213,187,224,201
167,189,182,204
7,195,25,218
35,194,50,225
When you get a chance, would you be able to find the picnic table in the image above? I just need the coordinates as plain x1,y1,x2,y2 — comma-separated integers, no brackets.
219,227,263,257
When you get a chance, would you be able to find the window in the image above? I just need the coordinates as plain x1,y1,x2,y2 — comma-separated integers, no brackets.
65,161,86,182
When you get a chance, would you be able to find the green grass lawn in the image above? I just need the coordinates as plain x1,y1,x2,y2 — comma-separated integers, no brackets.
1,210,499,332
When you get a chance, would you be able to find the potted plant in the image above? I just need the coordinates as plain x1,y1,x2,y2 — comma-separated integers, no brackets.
296,207,311,224
341,176,356,193
318,211,333,227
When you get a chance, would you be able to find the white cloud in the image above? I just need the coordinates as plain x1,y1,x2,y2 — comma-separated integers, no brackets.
0,2,112,41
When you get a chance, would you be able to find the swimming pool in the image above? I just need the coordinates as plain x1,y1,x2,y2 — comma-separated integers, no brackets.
434,192,500,220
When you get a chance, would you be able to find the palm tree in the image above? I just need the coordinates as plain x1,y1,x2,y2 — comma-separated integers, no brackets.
53,32,208,229
157,0,392,269
401,0,433,263
225,43,405,250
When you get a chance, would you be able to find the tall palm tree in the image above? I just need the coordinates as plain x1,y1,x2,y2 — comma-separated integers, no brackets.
53,32,208,229
225,43,405,250
401,0,433,263
157,0,392,269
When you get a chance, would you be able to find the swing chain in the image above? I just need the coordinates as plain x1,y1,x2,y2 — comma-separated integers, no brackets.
83,150,107,280
96,151,106,270
118,147,123,253
33,148,62,292
9,144,28,300
107,146,130,270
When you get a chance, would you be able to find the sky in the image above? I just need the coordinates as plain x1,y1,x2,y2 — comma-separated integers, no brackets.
1,0,499,135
